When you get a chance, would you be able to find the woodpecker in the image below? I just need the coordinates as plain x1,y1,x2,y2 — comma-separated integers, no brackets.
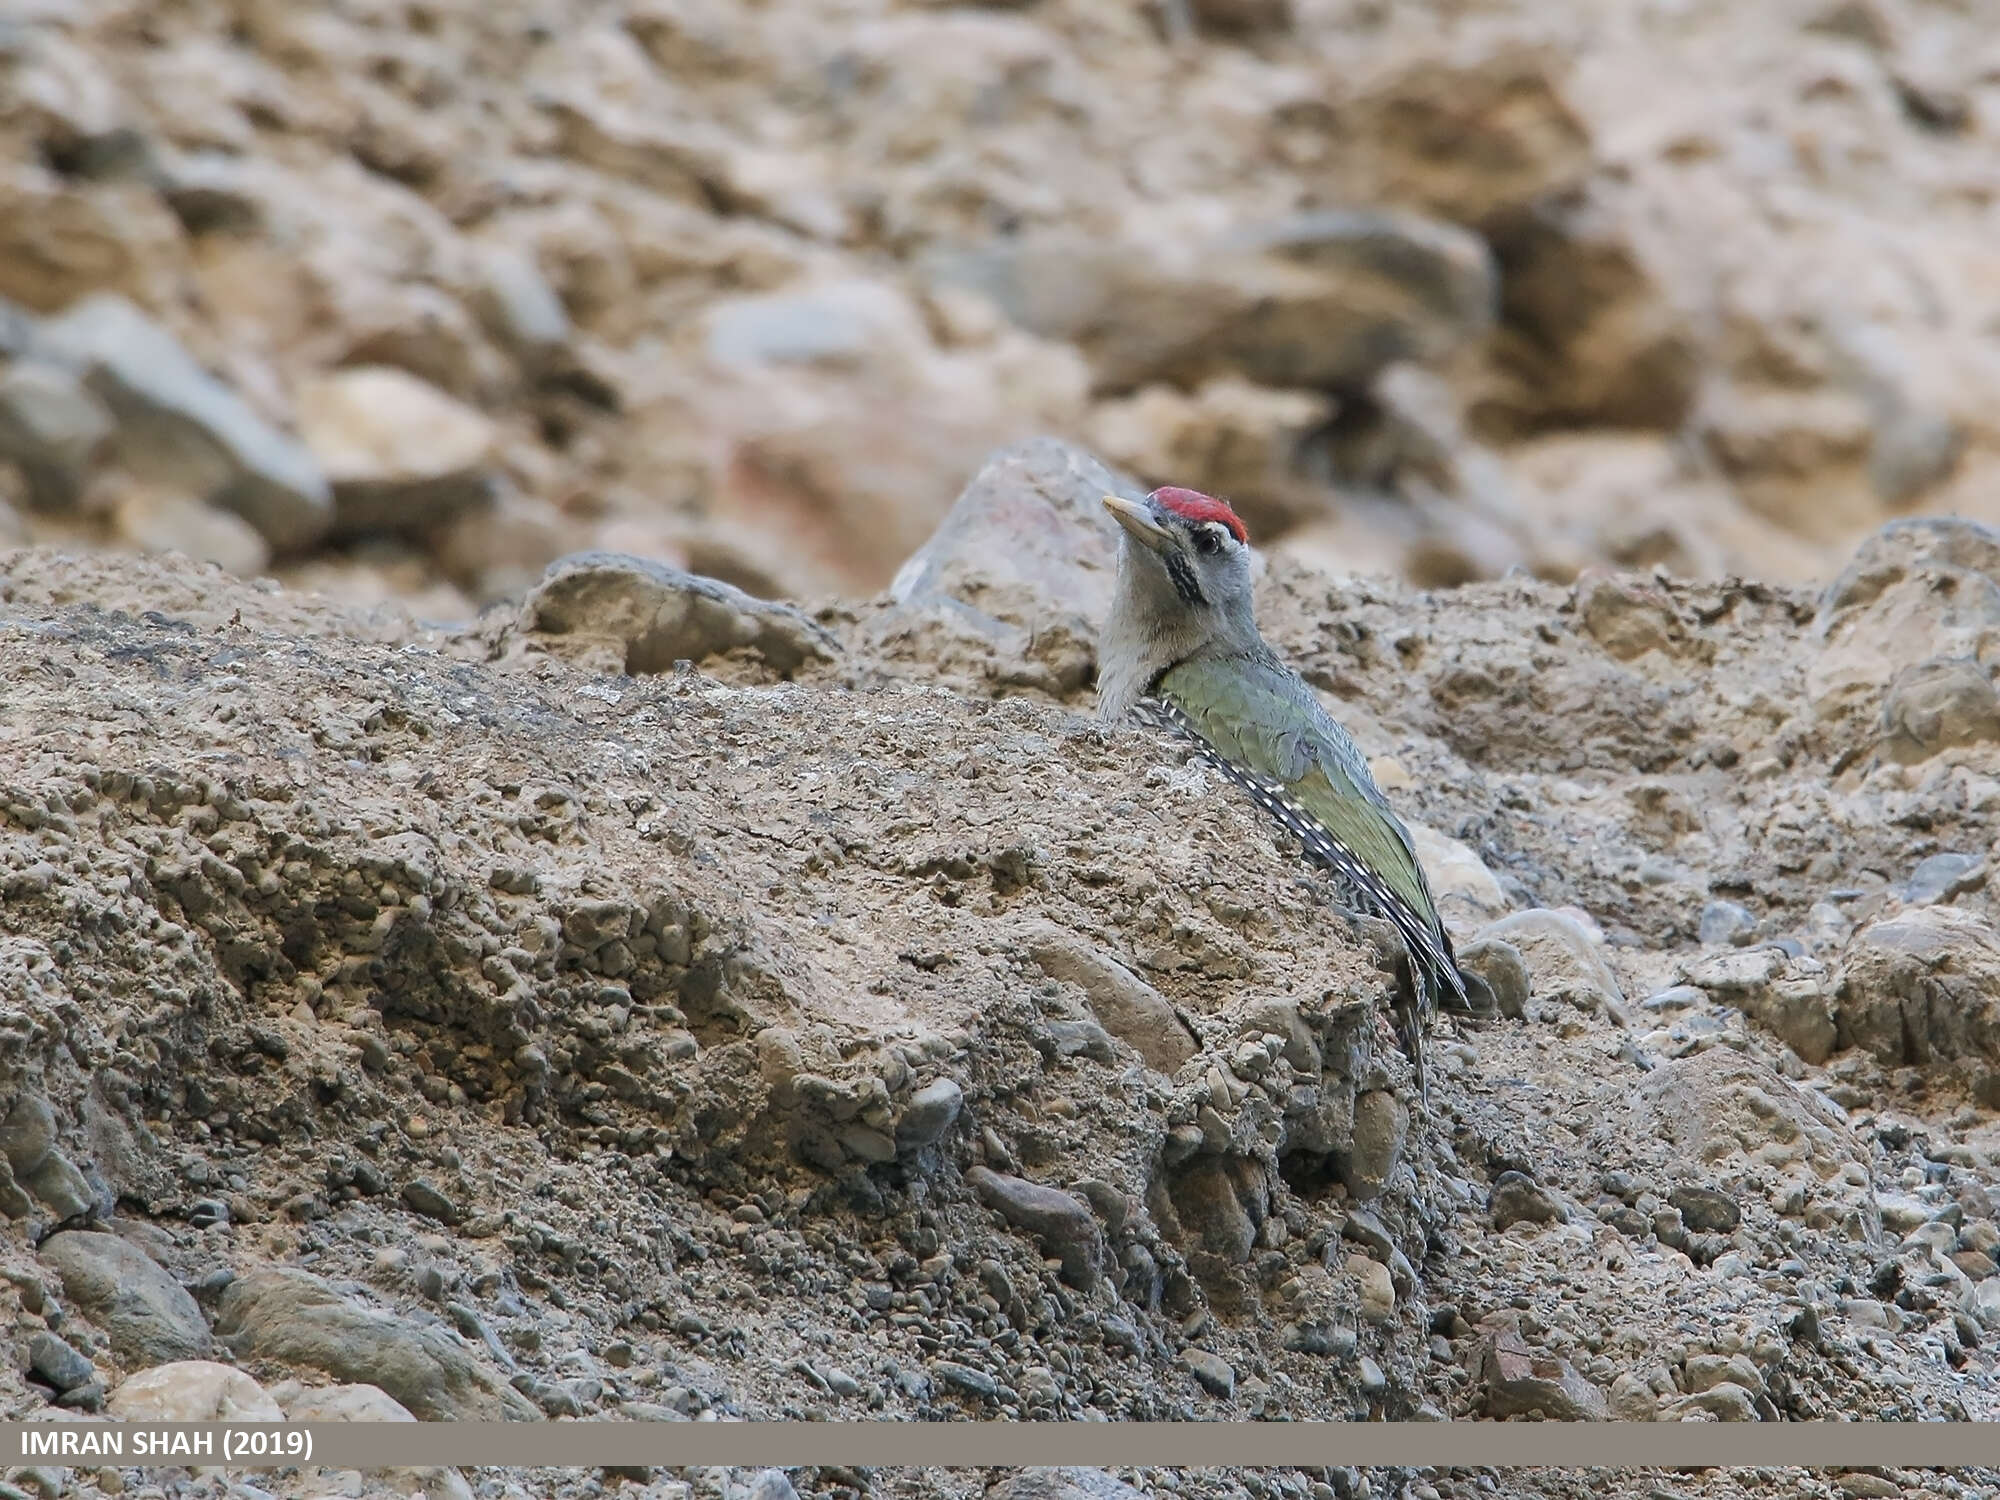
1097,485,1487,1087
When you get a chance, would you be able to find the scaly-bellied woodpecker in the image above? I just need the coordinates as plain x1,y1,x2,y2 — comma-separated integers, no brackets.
1098,486,1488,1086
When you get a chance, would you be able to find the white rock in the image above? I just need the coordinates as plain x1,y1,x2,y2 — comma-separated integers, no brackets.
468,243,570,364
0,358,113,507
110,478,271,576
108,1360,284,1422
279,1382,416,1422
1964,1278,2000,1330
1346,1252,1396,1323
703,279,926,373
1474,908,1624,1019
1408,821,1511,931
297,366,497,535
277,1384,471,1500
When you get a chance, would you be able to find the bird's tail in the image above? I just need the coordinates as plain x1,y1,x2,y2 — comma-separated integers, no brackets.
1383,911,1496,1097
1448,963,1498,1017
1376,888,1456,1000
1389,949,1429,1101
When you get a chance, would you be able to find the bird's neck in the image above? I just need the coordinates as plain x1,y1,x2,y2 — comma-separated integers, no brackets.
1098,546,1261,720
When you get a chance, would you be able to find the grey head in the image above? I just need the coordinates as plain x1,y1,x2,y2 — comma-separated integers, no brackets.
1097,486,1262,720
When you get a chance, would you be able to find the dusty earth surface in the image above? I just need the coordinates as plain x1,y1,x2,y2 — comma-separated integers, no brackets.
6,0,2000,611
3,438,2000,1500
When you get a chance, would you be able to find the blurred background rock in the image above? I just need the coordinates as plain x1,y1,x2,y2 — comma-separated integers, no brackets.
3,0,1998,615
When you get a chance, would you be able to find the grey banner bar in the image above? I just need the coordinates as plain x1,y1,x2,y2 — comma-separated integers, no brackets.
11,1423,2000,1471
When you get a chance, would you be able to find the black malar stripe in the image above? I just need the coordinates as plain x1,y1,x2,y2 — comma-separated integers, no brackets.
1164,552,1205,606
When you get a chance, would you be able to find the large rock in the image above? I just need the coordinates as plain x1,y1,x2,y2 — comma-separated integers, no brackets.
965,1166,1103,1290
1575,572,1686,662
108,1361,283,1422
0,358,113,509
1499,430,1782,584
1679,947,1838,1065
467,243,572,370
893,1078,963,1152
1876,657,2000,765
1633,1049,1876,1240
1489,1172,1563,1230
296,365,498,536
280,1381,417,1422
1407,822,1511,932
27,1330,96,1393
39,1230,213,1365
924,210,1495,395
1809,566,2000,725
23,1150,95,1220
1697,385,1875,545
520,551,837,677
1326,44,1593,230
1835,322,1966,509
1473,190,1699,434
670,277,1090,595
0,169,176,314
890,437,1130,631
33,294,332,549
213,1267,539,1420
703,279,925,372
0,1094,58,1180
1810,520,2000,729
1209,212,1498,389
107,475,272,577
153,152,267,237
331,283,500,408
1015,920,1199,1074
1165,1155,1264,1270
1661,1382,1763,1422
1819,517,2000,620
277,1381,473,1500
881,437,1136,697
1472,1329,1608,1420
1838,908,2000,1079
0,1091,89,1221
1472,909,1625,1020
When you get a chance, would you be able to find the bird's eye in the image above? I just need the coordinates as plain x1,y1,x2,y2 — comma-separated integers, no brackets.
1192,526,1224,556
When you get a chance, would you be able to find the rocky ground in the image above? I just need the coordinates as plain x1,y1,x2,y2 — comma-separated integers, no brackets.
9,0,2000,1496
5,0,2000,611
3,439,2000,1500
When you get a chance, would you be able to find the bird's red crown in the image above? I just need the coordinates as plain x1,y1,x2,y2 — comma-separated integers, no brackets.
1151,486,1249,544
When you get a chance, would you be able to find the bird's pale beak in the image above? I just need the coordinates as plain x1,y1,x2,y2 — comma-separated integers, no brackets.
1102,495,1172,553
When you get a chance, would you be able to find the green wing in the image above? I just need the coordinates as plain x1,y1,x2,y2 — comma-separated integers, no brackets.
1155,652,1444,945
